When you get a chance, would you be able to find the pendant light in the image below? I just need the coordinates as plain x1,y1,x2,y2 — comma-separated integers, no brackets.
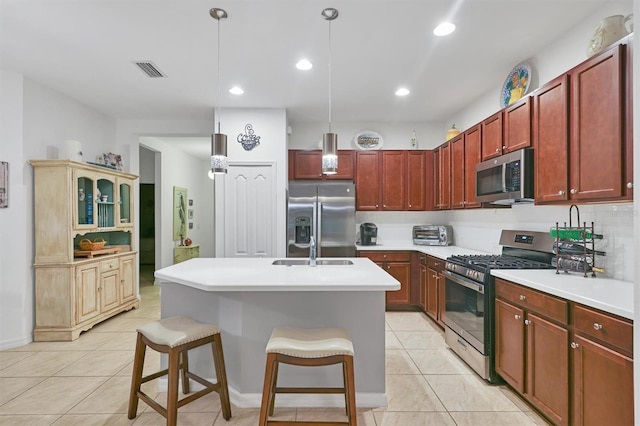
321,8,339,175
208,8,228,179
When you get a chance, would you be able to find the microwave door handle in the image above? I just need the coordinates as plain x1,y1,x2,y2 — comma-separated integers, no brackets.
501,164,507,193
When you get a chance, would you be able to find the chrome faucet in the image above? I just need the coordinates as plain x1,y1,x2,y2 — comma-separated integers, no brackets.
309,236,317,267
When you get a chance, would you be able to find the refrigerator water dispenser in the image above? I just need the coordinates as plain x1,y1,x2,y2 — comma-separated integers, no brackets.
295,217,311,244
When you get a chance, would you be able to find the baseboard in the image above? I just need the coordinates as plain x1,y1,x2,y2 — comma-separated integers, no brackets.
157,378,388,409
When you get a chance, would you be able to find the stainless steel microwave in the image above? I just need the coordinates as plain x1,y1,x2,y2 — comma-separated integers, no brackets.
475,148,534,204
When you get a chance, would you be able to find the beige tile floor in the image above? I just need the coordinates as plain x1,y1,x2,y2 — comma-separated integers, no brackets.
0,265,550,425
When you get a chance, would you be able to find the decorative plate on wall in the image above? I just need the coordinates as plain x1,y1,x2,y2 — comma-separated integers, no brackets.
500,62,532,108
354,131,384,150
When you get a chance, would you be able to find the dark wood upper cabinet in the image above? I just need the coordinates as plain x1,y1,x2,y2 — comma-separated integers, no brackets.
503,96,532,152
381,151,406,210
437,143,451,210
481,111,503,160
289,150,355,180
355,151,380,210
463,124,482,208
569,43,625,201
450,134,465,209
624,34,634,199
533,75,570,203
407,151,426,210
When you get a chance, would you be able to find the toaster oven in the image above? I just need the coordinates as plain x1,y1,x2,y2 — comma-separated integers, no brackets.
413,225,453,246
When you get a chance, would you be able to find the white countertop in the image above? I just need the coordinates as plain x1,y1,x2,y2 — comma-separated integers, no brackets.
356,240,633,320
154,257,401,292
356,241,488,260
492,269,634,320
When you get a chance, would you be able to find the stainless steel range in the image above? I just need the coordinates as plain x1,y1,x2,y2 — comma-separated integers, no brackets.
443,230,555,383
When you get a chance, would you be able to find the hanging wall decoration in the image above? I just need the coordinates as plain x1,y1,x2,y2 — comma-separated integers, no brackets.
0,161,8,208
237,123,261,151
173,186,188,242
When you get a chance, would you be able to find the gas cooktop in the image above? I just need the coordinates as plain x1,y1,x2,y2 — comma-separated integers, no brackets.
447,254,555,271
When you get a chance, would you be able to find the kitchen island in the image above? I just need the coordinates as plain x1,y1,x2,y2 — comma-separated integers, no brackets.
154,257,400,408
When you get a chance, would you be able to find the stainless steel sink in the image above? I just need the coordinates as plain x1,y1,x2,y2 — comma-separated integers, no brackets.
271,259,354,266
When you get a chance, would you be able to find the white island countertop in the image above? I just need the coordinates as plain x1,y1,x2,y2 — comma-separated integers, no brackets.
155,257,401,292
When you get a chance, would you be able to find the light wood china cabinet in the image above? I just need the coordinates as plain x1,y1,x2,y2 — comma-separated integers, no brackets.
30,160,139,341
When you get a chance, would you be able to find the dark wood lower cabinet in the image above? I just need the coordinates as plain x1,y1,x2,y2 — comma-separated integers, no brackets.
496,278,633,426
572,333,634,426
383,262,411,305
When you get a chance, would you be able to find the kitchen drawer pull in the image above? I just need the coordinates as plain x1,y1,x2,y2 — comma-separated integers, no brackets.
524,319,531,325
593,323,603,331
495,148,500,153
571,342,579,349
570,188,577,194
502,145,507,150
627,182,634,189
514,314,521,320
519,295,526,301
558,190,565,196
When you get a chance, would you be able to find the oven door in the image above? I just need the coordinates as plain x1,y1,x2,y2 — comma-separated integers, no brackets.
443,270,486,354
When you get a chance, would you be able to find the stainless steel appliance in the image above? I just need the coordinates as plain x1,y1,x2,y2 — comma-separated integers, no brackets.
413,225,453,246
443,230,555,383
360,223,377,245
475,148,534,204
287,182,356,258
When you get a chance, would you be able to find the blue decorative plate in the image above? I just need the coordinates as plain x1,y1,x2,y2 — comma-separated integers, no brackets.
500,63,532,108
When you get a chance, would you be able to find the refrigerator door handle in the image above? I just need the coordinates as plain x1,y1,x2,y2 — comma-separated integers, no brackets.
316,201,322,257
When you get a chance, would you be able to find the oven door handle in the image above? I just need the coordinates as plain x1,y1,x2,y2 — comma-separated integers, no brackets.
443,270,485,294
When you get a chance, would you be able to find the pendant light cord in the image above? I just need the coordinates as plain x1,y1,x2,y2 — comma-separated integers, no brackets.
217,16,221,134
328,19,332,133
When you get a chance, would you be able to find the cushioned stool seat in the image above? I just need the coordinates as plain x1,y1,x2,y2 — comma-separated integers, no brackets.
128,316,231,425
259,327,356,426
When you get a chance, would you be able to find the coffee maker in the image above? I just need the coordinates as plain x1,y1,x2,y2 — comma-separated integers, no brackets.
360,223,378,245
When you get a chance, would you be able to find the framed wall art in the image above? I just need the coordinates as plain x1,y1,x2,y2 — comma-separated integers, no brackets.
0,162,7,208
173,186,187,241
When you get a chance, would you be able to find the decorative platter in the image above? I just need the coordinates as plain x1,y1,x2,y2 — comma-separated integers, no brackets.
500,62,532,108
354,131,384,150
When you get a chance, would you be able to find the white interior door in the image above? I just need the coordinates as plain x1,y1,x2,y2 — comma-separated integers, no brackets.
222,163,276,257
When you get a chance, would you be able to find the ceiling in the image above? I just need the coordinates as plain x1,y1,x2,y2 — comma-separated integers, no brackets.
0,0,625,128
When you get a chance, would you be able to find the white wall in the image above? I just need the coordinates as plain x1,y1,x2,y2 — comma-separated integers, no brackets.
213,108,288,257
0,73,119,349
288,121,445,150
138,136,214,266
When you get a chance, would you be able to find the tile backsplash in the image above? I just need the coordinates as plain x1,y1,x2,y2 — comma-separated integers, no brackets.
357,202,636,281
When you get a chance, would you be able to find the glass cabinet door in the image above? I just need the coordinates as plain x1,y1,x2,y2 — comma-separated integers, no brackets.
118,180,133,227
96,177,115,228
75,172,96,229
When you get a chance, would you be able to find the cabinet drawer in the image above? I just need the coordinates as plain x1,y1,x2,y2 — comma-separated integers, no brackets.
418,254,427,266
495,278,568,325
427,256,444,271
100,258,119,272
573,304,632,355
359,251,411,262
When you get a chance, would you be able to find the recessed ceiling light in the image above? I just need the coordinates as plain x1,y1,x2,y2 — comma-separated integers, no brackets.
229,86,244,95
296,59,313,71
395,87,410,97
433,22,456,36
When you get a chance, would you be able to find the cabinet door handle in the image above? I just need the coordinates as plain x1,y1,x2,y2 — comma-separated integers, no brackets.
571,342,579,349
409,204,412,208
386,265,390,270
383,204,386,208
495,148,500,153
375,204,379,208
383,254,387,258
514,314,521,320
627,182,634,189
502,145,507,150
558,190,565,195
524,319,531,325
570,188,577,194
593,323,603,331
519,295,526,301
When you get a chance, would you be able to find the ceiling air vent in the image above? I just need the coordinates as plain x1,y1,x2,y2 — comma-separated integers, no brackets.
134,61,167,78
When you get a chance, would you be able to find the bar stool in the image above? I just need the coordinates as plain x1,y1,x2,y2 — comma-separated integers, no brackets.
259,326,356,426
128,316,232,425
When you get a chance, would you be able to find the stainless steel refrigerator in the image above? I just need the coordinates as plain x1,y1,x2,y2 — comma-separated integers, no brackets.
287,182,356,258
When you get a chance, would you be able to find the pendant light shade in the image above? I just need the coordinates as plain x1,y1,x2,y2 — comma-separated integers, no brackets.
208,7,228,178
207,133,228,178
322,133,338,175
321,8,339,175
